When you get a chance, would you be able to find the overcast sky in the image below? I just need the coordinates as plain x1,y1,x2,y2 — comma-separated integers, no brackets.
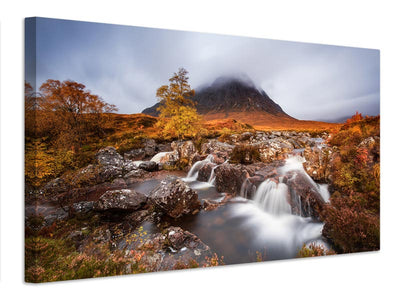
26,17,380,121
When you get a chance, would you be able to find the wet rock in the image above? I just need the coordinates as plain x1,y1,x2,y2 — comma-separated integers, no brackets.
133,226,213,271
139,161,158,172
123,210,150,228
166,226,210,252
94,189,147,212
148,178,201,218
202,199,223,211
124,168,148,179
72,201,94,214
214,163,251,195
197,163,216,182
285,171,326,220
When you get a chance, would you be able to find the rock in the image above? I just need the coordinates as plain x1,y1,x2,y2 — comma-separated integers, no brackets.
197,163,216,182
240,132,253,141
285,171,326,220
214,163,251,195
94,189,147,212
133,226,213,271
72,201,94,214
165,226,210,252
202,199,223,211
201,139,234,158
303,146,332,182
124,168,148,179
148,178,201,218
171,140,198,164
253,139,294,163
359,136,377,148
123,210,150,228
139,161,158,172
95,147,124,167
143,139,157,157
158,150,180,167
124,148,145,161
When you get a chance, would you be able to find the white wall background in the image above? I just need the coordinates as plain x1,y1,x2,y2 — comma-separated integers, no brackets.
1,1,398,299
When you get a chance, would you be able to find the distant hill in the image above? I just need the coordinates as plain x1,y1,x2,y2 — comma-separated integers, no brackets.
142,75,339,130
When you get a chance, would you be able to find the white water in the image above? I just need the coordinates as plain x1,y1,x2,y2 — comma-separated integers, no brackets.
184,154,215,182
230,154,329,256
318,184,330,203
207,165,218,185
253,180,291,215
180,152,330,258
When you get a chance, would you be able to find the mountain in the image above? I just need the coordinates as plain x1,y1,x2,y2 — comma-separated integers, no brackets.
142,75,338,130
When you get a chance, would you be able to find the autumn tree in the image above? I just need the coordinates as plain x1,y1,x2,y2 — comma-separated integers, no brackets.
156,68,201,139
39,79,117,149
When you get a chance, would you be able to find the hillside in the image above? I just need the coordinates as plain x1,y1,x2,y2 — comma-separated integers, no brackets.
142,75,339,130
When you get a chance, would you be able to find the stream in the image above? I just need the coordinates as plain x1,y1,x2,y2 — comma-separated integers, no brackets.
131,151,330,264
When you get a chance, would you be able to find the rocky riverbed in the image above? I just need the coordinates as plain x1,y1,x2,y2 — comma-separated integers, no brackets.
26,130,336,270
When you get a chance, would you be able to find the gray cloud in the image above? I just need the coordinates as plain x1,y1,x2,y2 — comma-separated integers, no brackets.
32,18,380,120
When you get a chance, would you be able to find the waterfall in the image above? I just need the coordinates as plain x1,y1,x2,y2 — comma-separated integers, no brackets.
185,154,214,181
279,154,328,202
208,165,217,185
318,184,330,203
253,179,291,215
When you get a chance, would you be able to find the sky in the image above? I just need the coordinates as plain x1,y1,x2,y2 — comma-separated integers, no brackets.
26,17,380,121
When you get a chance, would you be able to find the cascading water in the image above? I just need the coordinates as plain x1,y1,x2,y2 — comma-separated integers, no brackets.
207,165,217,185
318,184,330,203
185,154,215,181
229,153,330,258
253,180,291,215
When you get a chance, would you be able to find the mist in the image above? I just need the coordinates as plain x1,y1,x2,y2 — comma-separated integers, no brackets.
29,18,380,121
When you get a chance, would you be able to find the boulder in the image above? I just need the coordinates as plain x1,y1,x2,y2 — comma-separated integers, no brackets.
124,148,146,161
197,163,216,182
285,171,326,220
148,178,201,218
253,139,294,163
158,150,180,167
165,226,210,252
214,163,251,195
143,139,157,157
124,168,148,179
201,139,234,159
94,189,147,212
139,161,158,172
171,140,198,164
95,146,124,167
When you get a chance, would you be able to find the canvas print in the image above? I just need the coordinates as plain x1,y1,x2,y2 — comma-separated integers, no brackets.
25,17,380,283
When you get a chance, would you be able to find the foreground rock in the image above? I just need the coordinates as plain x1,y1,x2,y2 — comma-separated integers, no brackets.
94,189,147,212
148,178,201,218
285,171,326,220
214,163,252,195
132,226,213,271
